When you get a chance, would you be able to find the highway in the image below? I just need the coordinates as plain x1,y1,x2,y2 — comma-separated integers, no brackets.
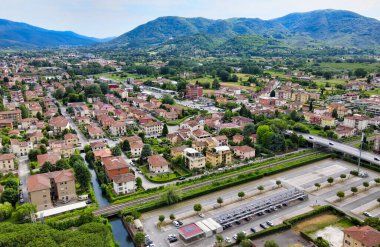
299,133,380,167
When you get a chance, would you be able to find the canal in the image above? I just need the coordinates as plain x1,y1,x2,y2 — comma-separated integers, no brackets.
84,154,135,247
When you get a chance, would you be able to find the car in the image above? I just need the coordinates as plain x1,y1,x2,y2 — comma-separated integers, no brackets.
276,204,282,209
363,212,373,217
375,157,380,161
232,234,238,240
19,198,24,203
148,244,155,247
168,234,176,239
177,220,183,226
168,237,178,243
266,221,274,227
19,193,23,199
179,177,186,180
282,203,288,207
250,227,256,233
173,221,180,227
225,237,232,243
19,181,23,186
86,199,93,204
309,136,314,140
217,168,224,172
329,142,334,145
199,213,205,218
235,221,241,225
358,172,369,178
135,168,140,171
260,223,267,229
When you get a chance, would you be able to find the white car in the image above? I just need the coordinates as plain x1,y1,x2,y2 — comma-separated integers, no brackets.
225,237,232,243
232,234,237,240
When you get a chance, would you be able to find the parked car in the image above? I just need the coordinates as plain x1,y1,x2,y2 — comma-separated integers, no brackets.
375,157,380,161
329,142,334,145
309,136,314,140
266,221,274,227
225,237,232,243
363,212,373,217
179,177,186,180
260,223,267,229
250,227,256,233
173,221,180,227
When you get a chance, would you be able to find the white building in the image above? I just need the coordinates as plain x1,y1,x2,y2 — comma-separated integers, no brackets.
184,148,206,170
112,173,136,195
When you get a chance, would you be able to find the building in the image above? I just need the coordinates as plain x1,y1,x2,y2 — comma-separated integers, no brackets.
130,141,144,157
343,115,369,131
343,226,380,247
64,133,80,147
37,153,61,167
27,169,76,211
109,121,127,136
141,121,164,137
0,153,16,173
374,136,380,153
112,173,136,195
184,148,206,170
10,139,33,156
206,146,232,166
87,125,104,139
49,116,70,135
186,84,203,100
147,155,169,173
101,156,129,181
231,146,256,160
320,116,335,127
0,110,22,123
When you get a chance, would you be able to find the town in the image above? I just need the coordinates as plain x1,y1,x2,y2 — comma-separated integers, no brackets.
0,4,379,247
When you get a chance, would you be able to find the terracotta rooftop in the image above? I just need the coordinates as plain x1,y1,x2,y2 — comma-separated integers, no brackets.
37,152,61,166
113,173,135,184
344,226,380,247
0,153,15,161
102,156,128,171
49,116,69,128
147,155,169,167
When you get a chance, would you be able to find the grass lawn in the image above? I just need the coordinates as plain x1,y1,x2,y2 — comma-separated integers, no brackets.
319,62,380,72
367,88,380,96
292,213,353,235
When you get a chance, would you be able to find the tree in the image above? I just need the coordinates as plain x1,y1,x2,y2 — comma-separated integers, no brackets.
243,123,255,136
212,79,221,90
193,204,202,213
158,215,165,225
111,146,122,156
13,203,36,223
264,240,279,247
20,104,29,118
0,202,13,220
276,180,282,187
374,178,380,185
364,217,380,231
36,111,43,121
169,213,175,221
340,174,347,180
332,108,338,119
28,149,41,162
162,185,182,205
134,232,146,246
309,100,313,112
363,181,370,190
315,183,321,190
135,177,142,188
314,237,329,247
236,232,246,243
240,239,253,247
270,90,275,97
238,191,245,200
1,188,18,206
124,215,134,224
73,162,91,192
215,234,224,247
327,177,334,186
336,191,345,201
217,197,223,207
162,95,174,105
257,185,264,193
351,187,358,194
140,144,152,163
355,68,367,78
121,140,130,151
162,124,168,137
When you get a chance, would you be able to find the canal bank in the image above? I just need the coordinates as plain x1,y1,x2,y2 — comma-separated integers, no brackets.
83,154,134,247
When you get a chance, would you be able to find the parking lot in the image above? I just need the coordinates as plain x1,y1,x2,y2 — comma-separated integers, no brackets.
140,158,380,247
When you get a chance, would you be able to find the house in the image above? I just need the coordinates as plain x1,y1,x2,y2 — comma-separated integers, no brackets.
87,125,104,139
180,120,203,132
130,141,144,157
64,133,80,147
147,155,169,173
27,169,76,211
231,146,256,160
49,116,70,135
112,173,136,195
93,149,112,160
374,136,380,153
90,140,107,151
140,121,164,136
320,116,335,127
102,156,129,181
206,146,232,166
232,116,254,128
0,153,16,173
213,135,228,146
37,152,61,167
191,129,212,141
0,110,22,123
28,131,44,144
186,84,203,100
171,145,188,157
335,126,356,139
10,139,33,156
233,135,244,144
109,121,127,136
343,115,369,131
184,148,206,170
342,226,380,247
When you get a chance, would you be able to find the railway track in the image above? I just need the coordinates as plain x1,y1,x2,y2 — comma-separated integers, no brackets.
94,150,324,216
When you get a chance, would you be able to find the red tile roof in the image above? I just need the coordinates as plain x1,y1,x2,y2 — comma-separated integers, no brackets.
147,155,169,167
344,226,380,246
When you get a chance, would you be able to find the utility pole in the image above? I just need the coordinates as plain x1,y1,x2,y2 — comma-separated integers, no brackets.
357,132,364,173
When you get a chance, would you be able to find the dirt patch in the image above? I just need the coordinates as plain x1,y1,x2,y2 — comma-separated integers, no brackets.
292,213,340,234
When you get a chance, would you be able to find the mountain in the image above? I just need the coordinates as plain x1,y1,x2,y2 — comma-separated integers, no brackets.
0,19,101,48
111,10,380,50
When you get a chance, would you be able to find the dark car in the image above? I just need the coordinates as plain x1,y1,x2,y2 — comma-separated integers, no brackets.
329,142,334,145
375,157,380,161
250,227,256,233
260,223,267,229
309,136,314,140
179,177,186,180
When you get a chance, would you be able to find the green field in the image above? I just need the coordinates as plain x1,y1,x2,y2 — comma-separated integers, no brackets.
319,62,380,72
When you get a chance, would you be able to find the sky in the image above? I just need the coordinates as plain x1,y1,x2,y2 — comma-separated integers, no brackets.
0,0,379,38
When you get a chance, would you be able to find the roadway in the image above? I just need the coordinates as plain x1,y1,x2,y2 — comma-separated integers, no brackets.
299,133,380,167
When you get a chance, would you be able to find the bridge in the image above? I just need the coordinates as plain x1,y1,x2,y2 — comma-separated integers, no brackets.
299,133,380,166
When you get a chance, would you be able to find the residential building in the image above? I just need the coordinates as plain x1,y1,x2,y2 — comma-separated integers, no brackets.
37,152,61,167
186,84,203,100
130,141,144,157
231,146,256,160
206,146,232,166
141,121,164,136
49,116,70,135
184,148,206,170
0,110,22,123
343,115,369,131
109,121,127,136
112,173,136,195
0,153,16,173
64,133,80,147
27,169,76,211
10,139,33,156
148,155,169,173
102,156,129,181
342,226,380,247
87,126,104,139
374,136,380,153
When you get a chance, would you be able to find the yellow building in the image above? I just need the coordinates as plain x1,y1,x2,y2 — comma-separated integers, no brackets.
206,146,232,166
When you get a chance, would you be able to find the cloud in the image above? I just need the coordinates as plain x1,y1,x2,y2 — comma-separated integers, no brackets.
0,0,379,37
